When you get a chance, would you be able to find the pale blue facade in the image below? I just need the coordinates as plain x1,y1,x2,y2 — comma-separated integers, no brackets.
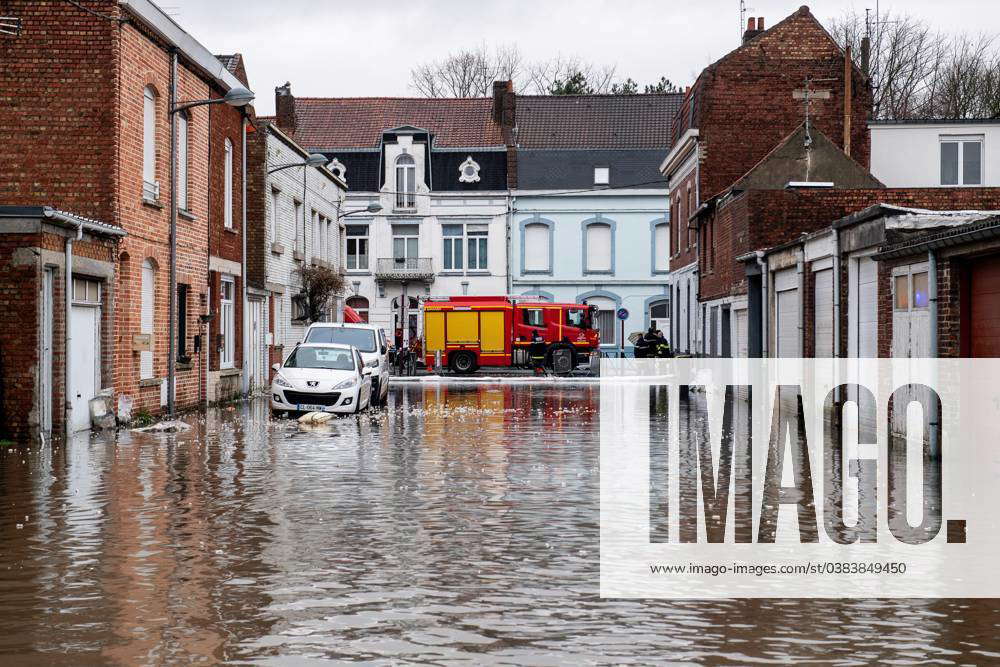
511,190,671,354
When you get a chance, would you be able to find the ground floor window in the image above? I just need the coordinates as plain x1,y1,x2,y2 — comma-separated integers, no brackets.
347,295,370,322
648,300,669,331
177,284,189,361
220,276,235,369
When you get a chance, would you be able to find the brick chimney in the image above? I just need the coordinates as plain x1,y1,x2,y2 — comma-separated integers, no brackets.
743,16,763,43
492,80,516,143
275,81,296,136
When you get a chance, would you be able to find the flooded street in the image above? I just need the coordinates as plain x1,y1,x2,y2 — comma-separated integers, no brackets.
0,382,999,664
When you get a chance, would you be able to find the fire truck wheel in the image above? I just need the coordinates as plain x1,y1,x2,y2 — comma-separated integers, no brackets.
449,350,478,374
545,343,576,372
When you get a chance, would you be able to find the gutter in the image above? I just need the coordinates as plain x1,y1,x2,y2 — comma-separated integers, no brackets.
873,217,1000,260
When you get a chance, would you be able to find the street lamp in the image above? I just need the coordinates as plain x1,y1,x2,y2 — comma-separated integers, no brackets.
338,203,382,220
167,65,254,418
267,154,336,286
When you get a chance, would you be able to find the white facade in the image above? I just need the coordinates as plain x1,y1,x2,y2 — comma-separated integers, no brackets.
870,120,1000,188
262,126,346,358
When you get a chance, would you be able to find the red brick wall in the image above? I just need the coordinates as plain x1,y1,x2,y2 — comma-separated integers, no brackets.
246,126,269,291
699,192,748,301
0,235,41,440
695,7,872,201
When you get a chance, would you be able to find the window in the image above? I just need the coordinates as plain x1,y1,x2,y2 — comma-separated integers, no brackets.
585,222,612,273
523,309,544,327
566,308,591,328
346,224,369,270
328,157,346,182
523,222,551,273
687,187,695,247
894,275,909,310
326,217,334,263
269,189,280,244
177,112,189,210
894,270,929,312
72,278,101,304
458,156,481,183
293,200,302,252
177,284,189,361
311,209,320,258
443,223,489,271
224,138,234,228
653,222,670,272
291,292,308,321
392,224,419,266
912,272,929,308
594,166,610,185
940,137,983,186
395,153,416,209
649,300,670,330
220,277,235,369
140,259,155,379
587,296,617,345
346,296,369,323
142,86,157,200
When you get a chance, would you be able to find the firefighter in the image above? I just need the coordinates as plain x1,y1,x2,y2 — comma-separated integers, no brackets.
529,331,547,375
653,329,674,358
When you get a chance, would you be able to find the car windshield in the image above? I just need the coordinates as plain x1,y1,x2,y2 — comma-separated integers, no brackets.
283,347,356,371
566,308,592,329
305,327,377,352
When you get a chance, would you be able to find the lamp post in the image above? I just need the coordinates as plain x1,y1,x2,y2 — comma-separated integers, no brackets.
268,153,328,271
167,60,253,418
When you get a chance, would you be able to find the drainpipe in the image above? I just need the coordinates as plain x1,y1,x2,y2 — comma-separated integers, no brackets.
64,222,83,438
797,249,805,356
757,250,768,358
928,249,940,458
167,50,178,417
833,229,841,358
241,113,250,396
506,192,514,294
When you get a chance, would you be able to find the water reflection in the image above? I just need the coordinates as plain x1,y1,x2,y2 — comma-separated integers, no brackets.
0,384,995,663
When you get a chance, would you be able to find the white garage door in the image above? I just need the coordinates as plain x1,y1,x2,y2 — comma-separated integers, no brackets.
734,308,748,358
774,268,799,358
853,256,878,358
813,267,834,358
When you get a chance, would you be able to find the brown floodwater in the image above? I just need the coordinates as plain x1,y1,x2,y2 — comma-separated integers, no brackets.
0,383,998,664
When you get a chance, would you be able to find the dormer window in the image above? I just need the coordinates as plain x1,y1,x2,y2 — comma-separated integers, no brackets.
459,156,481,183
594,166,610,185
328,157,346,182
395,153,416,209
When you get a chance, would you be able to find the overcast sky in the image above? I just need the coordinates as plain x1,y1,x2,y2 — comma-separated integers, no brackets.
162,0,996,115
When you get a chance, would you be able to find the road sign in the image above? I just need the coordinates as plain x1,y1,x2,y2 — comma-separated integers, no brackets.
616,307,629,320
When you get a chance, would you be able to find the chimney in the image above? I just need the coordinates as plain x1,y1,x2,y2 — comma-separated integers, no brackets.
743,17,762,44
492,80,516,144
275,82,296,136
757,17,764,30
843,45,853,156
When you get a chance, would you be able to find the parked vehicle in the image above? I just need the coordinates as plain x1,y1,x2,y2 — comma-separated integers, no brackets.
422,296,600,373
302,323,390,405
270,343,372,416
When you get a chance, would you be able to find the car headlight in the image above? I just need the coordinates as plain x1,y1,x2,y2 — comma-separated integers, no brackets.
273,374,293,388
333,377,358,390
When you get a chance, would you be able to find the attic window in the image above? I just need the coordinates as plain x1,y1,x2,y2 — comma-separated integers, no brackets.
594,167,610,185
328,157,346,182
459,156,481,183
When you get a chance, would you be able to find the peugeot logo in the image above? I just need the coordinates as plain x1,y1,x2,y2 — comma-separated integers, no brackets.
307,380,319,387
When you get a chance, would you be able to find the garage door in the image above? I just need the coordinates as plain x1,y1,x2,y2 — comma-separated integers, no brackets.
814,267,834,358
774,268,799,358
734,309,748,358
971,255,1000,357
852,256,878,358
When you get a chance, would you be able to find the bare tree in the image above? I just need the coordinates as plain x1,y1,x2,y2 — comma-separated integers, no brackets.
925,33,1000,118
523,54,616,94
410,44,523,97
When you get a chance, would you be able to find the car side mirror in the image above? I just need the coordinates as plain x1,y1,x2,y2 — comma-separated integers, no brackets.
381,345,387,355
272,363,280,371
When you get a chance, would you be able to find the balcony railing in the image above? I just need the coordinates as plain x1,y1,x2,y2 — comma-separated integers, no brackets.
375,257,435,282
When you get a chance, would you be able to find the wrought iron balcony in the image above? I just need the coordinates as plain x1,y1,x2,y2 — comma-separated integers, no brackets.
375,257,435,282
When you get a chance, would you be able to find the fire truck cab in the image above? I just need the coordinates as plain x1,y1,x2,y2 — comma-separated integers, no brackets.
422,296,600,373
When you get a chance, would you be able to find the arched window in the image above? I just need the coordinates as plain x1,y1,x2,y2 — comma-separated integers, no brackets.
142,86,157,200
347,296,369,323
140,259,156,379
584,222,612,273
523,222,551,273
653,221,670,272
586,295,617,346
177,111,189,210
395,153,416,209
224,138,234,228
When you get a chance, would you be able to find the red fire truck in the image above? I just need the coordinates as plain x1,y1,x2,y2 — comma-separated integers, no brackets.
422,296,600,373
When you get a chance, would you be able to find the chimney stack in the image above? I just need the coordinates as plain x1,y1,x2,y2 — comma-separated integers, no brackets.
275,82,296,136
492,80,516,143
743,17,763,43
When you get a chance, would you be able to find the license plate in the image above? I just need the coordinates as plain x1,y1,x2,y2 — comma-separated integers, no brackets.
297,404,329,412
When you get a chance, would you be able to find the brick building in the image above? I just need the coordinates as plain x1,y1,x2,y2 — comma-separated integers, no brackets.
660,6,872,354
0,1,252,439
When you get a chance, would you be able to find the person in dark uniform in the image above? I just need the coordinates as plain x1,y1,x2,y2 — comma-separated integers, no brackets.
529,331,547,375
653,329,673,358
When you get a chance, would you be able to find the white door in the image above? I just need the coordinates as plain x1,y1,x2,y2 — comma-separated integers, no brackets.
774,268,799,358
41,268,54,432
220,277,235,368
70,305,99,431
734,308,748,358
852,256,878,358
891,264,931,358
813,267,834,358
140,261,155,378
249,299,263,390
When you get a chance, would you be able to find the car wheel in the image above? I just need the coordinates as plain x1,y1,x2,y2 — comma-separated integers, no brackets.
450,350,477,374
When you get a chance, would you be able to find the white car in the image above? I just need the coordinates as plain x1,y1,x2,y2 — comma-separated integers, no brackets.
303,322,390,406
270,343,372,416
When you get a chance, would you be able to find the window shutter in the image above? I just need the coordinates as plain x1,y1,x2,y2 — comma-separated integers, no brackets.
524,224,549,272
587,223,612,272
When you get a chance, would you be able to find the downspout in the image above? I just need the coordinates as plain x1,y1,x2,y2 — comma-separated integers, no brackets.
64,222,83,438
241,113,250,396
832,228,841,358
167,50,178,416
797,249,805,356
506,193,514,294
756,250,768,358
928,249,940,458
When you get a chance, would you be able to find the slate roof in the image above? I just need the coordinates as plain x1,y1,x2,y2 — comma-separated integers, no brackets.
292,97,505,150
515,93,683,149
